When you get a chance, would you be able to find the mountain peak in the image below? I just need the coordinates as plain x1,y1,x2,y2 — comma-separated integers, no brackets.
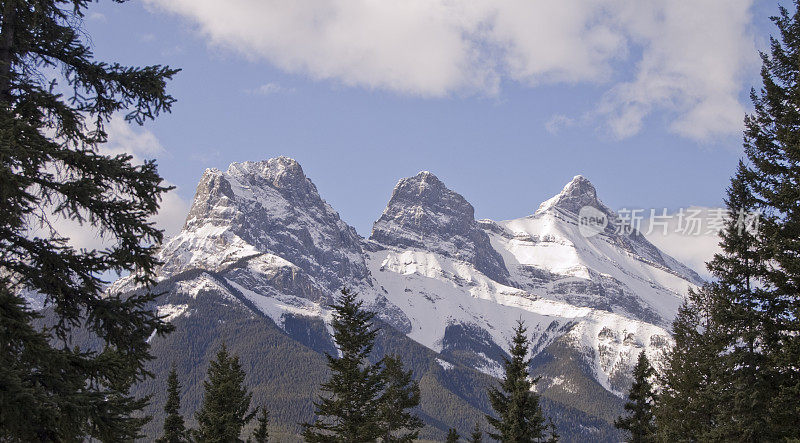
371,172,510,283
221,156,328,207
227,156,309,189
537,175,601,214
160,157,367,289
399,171,448,196
415,170,438,180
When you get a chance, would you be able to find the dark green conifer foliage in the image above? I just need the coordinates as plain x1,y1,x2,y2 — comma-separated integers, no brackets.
156,365,187,443
446,428,460,443
703,165,772,441
252,407,269,443
654,292,726,441
655,2,800,440
545,418,559,443
378,354,423,442
0,0,178,440
614,351,655,442
733,1,800,436
486,320,546,442
302,288,385,442
469,422,482,443
194,344,255,442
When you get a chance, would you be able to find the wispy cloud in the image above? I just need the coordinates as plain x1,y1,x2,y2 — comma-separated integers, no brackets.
545,114,576,135
42,117,190,252
145,0,757,142
87,12,106,22
642,206,724,280
246,82,294,96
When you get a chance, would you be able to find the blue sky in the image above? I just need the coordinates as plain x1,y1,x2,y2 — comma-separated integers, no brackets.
82,0,784,243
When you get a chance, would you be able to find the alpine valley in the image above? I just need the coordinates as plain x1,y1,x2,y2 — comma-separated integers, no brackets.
109,157,703,441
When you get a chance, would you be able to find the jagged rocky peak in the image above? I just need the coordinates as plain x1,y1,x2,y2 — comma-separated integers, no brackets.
537,175,604,215
183,157,317,228
183,167,235,229
226,157,319,203
530,174,705,286
160,156,368,289
371,171,511,284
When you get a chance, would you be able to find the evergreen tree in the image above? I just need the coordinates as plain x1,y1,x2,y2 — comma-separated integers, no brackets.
702,165,771,442
656,2,800,440
0,0,178,440
194,344,256,442
469,422,482,443
654,292,726,441
729,2,800,436
545,418,559,443
378,355,423,442
486,320,546,442
156,365,187,443
302,288,385,442
615,351,656,442
446,428,460,443
251,407,269,443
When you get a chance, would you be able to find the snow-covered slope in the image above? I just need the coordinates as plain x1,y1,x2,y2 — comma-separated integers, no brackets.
371,171,511,284
365,172,690,395
159,157,368,289
118,158,700,401
485,175,703,327
111,157,393,328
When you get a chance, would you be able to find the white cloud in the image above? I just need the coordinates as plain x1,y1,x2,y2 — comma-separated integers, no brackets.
596,1,755,141
87,12,106,22
246,82,294,96
101,117,190,241
145,0,757,141
102,116,166,159
545,114,576,135
642,206,724,280
42,117,189,252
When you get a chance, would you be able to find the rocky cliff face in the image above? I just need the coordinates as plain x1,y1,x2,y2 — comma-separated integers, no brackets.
370,171,511,284
158,157,368,294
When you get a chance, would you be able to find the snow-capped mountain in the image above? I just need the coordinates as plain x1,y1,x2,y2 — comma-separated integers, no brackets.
111,157,381,328
486,175,703,326
364,171,697,395
371,171,511,285
106,157,702,439
159,157,368,290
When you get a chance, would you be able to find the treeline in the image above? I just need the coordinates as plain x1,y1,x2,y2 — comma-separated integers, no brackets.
157,289,560,442
614,3,800,441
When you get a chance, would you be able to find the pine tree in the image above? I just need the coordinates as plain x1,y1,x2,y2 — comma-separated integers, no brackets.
0,0,178,440
378,354,423,442
156,365,187,443
545,418,559,443
486,320,547,442
655,2,800,440
615,351,656,442
446,428,460,443
469,422,482,443
654,292,726,441
302,288,385,442
251,407,269,443
731,1,800,436
702,165,771,441
194,344,256,442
